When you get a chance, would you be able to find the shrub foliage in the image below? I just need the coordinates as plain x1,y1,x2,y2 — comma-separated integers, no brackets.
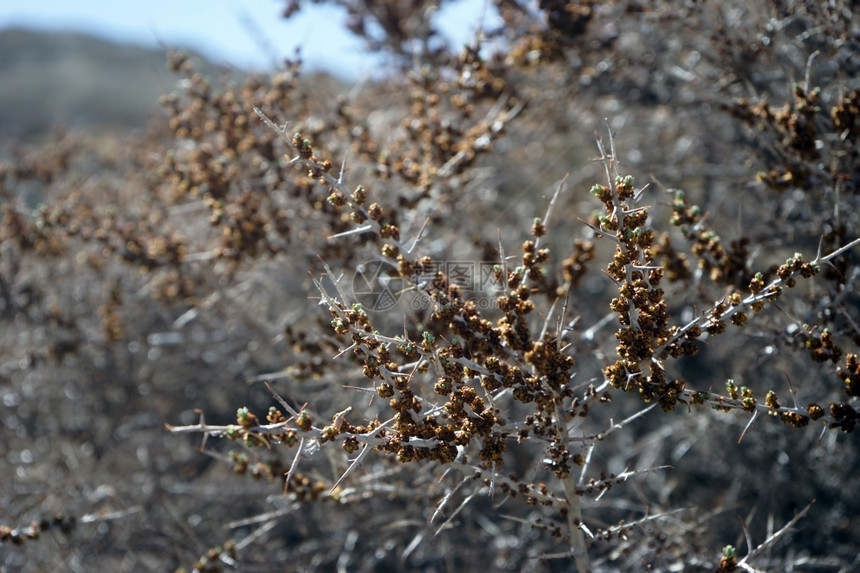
1,1,858,571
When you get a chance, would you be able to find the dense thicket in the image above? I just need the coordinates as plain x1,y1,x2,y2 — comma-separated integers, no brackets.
1,2,858,571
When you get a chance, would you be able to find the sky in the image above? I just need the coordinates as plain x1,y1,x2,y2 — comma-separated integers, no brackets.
0,0,494,80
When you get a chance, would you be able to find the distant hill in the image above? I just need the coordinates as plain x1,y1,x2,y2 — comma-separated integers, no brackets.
0,28,225,143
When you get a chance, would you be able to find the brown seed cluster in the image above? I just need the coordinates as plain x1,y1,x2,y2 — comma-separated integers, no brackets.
837,353,860,398
587,154,858,431
176,539,237,573
593,175,687,409
0,514,75,545
666,189,753,288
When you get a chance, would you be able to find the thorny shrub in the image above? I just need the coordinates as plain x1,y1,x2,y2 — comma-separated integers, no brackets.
1,1,858,571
